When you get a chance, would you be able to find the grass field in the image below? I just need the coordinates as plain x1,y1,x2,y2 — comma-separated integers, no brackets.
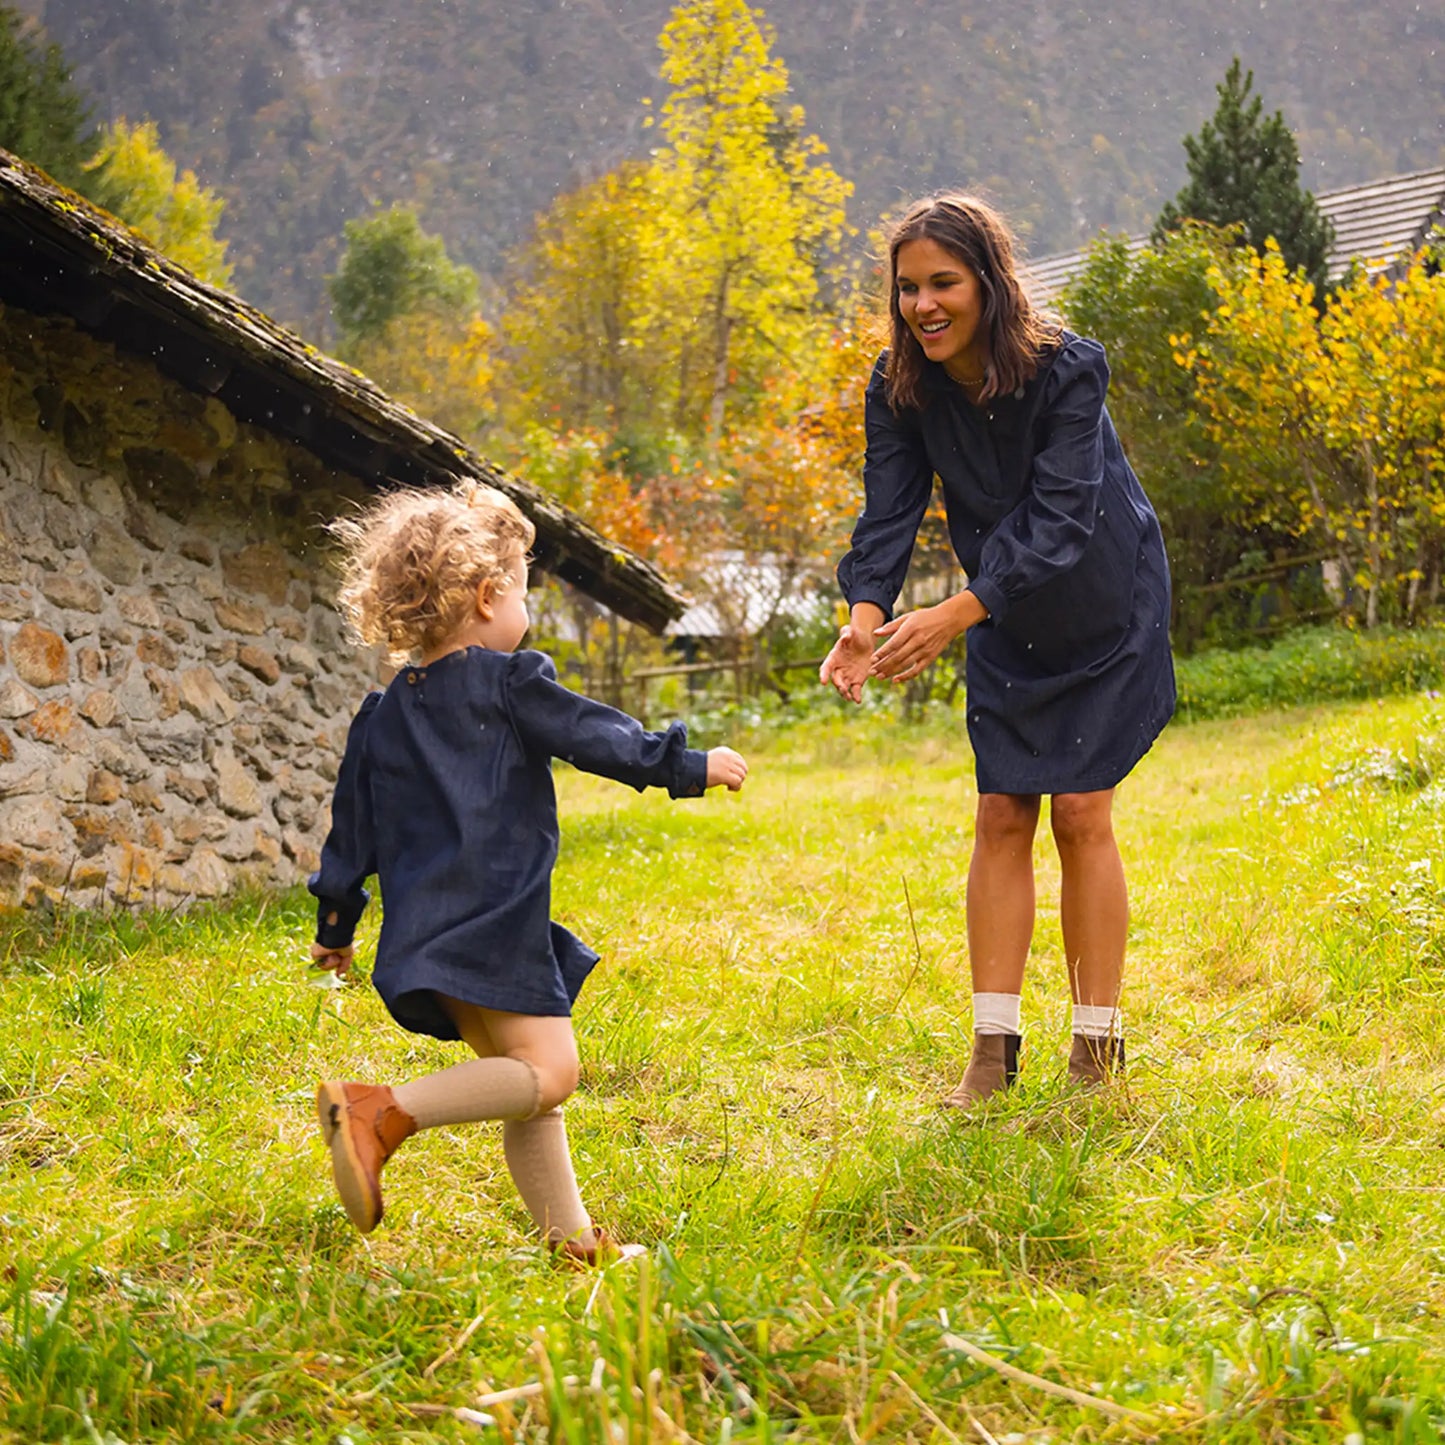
5,689,1445,1442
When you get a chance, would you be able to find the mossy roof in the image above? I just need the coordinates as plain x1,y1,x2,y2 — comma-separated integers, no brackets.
0,148,685,631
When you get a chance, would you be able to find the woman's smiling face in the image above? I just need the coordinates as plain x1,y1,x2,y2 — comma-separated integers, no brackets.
894,237,989,384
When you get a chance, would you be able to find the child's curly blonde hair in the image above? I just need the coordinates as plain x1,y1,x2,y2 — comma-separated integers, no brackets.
329,479,536,663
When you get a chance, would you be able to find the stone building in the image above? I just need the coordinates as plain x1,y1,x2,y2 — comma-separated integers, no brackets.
0,150,683,911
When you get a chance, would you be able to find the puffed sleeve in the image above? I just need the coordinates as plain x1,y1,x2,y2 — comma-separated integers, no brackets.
965,340,1109,624
836,353,934,622
503,651,709,798
308,690,382,948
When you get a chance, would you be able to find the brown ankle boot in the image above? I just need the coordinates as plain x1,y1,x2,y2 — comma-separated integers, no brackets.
1068,1034,1124,1088
316,1081,418,1233
943,1032,1021,1109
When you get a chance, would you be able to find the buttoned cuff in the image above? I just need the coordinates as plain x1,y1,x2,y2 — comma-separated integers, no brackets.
841,582,898,624
966,578,1007,624
313,888,368,949
669,749,710,799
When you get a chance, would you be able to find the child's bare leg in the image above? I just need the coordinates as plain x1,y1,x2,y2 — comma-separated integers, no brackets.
441,1001,596,1252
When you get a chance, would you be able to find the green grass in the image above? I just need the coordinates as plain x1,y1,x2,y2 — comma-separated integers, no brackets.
6,690,1445,1441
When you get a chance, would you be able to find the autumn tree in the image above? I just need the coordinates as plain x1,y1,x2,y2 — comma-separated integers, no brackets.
1154,59,1333,298
497,0,852,448
0,4,100,193
85,119,233,287
1185,243,1445,627
644,0,852,440
1059,225,1275,647
496,165,665,440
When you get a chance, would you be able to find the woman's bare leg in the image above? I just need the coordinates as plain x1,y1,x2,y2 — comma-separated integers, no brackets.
1051,789,1128,1084
945,793,1041,1107
1050,790,1127,1008
966,792,1042,994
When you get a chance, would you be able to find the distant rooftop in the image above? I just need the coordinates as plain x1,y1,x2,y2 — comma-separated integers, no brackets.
1021,165,1445,305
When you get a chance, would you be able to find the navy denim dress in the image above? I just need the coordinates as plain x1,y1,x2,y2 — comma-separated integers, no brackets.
838,336,1175,794
309,647,708,1039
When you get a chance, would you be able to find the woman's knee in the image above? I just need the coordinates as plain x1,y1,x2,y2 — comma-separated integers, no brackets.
974,792,1041,849
1050,791,1116,852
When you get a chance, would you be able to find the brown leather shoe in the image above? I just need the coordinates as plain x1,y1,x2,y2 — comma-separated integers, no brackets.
550,1227,647,1268
316,1081,418,1233
943,1032,1021,1109
1068,1033,1124,1088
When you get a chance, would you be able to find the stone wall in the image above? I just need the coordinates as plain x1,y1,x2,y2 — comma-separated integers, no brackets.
0,301,382,910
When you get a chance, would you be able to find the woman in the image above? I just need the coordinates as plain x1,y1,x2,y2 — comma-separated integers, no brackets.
821,195,1175,1108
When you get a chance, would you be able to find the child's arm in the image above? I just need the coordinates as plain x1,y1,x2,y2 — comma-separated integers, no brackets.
504,651,746,795
307,693,381,964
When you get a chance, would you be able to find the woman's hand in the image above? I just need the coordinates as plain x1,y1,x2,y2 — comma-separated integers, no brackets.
870,592,986,684
820,622,877,703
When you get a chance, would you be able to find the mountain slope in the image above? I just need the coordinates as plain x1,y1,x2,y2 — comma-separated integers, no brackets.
22,0,1445,328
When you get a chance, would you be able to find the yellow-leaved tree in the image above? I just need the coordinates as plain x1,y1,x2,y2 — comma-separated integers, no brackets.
497,164,665,438
345,311,495,441
644,0,853,441
1187,241,1445,625
87,119,233,287
496,0,852,448
1315,262,1445,623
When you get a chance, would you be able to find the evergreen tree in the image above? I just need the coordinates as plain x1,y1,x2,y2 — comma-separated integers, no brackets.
1153,58,1333,296
0,3,101,193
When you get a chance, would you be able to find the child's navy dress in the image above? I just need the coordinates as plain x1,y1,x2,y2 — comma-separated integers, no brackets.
838,335,1175,794
309,647,708,1039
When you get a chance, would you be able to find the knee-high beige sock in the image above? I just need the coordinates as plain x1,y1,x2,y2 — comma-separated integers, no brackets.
392,1056,539,1130
502,1108,594,1247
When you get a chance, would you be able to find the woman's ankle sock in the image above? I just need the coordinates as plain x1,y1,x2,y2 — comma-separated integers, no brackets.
502,1108,594,1248
392,1056,540,1130
973,992,1022,1035
1071,1004,1122,1040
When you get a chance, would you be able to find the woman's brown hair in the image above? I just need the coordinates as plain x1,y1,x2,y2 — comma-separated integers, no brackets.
884,194,1061,412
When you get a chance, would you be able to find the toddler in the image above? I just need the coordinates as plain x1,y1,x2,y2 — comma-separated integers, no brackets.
308,479,747,1262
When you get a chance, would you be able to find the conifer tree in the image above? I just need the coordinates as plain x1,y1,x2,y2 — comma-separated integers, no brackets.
0,4,101,193
1153,58,1333,296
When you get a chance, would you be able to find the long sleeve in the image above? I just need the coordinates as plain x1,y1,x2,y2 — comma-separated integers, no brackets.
503,651,708,797
836,353,934,622
308,691,381,948
965,342,1109,624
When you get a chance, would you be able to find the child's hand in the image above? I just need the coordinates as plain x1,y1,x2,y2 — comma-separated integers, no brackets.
310,941,354,976
706,747,748,791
